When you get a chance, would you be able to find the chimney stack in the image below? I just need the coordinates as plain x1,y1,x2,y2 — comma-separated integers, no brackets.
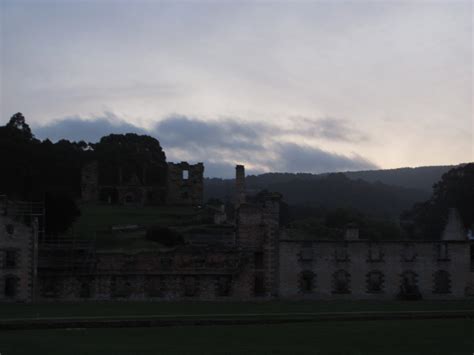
235,165,246,207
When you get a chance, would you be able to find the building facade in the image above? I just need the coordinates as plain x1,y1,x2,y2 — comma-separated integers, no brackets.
279,238,471,300
0,198,40,303
2,165,474,303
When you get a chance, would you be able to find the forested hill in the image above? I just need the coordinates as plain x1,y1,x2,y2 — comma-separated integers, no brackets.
344,166,453,192
204,172,431,219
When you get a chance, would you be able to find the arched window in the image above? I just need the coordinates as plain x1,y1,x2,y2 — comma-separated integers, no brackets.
332,270,351,294
433,270,451,294
399,271,421,299
366,271,384,293
299,271,316,293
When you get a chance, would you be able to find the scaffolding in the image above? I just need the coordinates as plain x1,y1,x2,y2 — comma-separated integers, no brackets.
0,195,46,241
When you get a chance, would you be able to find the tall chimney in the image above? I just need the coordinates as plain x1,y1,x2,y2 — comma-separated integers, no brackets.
235,165,246,207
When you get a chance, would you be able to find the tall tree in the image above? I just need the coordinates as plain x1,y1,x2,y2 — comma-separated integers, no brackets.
401,163,474,239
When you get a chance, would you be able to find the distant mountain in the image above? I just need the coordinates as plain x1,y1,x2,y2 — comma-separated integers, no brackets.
204,166,457,219
204,172,433,219
344,166,454,192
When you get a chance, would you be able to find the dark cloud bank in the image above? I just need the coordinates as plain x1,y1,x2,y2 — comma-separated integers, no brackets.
34,114,377,178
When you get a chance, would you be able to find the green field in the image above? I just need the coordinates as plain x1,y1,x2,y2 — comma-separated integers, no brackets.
74,204,198,237
69,204,208,251
0,319,472,355
1,301,473,354
1,300,473,320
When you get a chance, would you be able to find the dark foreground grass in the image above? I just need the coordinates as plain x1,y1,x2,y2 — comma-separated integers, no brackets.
1,300,473,320
0,319,472,355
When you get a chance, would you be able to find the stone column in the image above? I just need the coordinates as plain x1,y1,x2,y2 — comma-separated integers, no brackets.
235,165,246,207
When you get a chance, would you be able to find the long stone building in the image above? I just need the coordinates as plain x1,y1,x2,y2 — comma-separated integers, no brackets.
1,165,474,302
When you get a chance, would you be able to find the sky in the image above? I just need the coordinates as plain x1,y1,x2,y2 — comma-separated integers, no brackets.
1,0,472,178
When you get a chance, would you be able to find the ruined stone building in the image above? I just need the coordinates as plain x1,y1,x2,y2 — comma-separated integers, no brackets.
81,160,204,206
166,162,204,206
2,164,474,303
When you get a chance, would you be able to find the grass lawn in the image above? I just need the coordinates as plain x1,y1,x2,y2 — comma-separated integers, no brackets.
1,300,473,320
0,319,472,355
73,204,198,238
68,204,204,250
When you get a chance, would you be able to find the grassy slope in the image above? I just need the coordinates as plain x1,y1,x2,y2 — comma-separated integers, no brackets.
74,204,197,237
1,319,472,355
70,204,200,251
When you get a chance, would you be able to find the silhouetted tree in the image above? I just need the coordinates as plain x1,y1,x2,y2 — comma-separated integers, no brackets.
401,163,474,239
93,133,167,185
44,193,81,237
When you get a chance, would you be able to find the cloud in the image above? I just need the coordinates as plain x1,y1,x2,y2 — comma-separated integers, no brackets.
34,112,147,142
292,117,370,142
32,113,378,177
272,143,377,173
154,115,266,152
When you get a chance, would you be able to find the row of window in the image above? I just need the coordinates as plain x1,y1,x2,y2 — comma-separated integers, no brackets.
298,270,451,294
299,244,450,263
40,275,235,298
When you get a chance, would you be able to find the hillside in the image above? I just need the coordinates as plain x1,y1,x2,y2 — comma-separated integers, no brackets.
344,166,453,192
205,172,431,219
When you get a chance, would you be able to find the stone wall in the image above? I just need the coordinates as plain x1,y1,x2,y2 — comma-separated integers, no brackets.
81,161,99,202
0,215,37,302
81,160,168,206
166,162,204,206
37,248,244,301
233,192,281,299
279,239,471,300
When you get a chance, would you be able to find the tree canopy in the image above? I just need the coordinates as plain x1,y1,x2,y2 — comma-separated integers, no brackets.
0,113,168,236
401,163,474,239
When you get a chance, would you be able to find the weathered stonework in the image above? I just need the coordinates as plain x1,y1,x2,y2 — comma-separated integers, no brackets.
82,160,204,207
166,162,204,206
81,161,99,202
5,164,474,303
235,165,246,207
278,238,471,300
0,200,39,303
37,247,244,301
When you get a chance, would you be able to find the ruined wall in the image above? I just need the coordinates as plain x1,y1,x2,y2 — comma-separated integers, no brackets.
0,215,37,303
81,161,167,206
166,162,204,206
279,239,471,300
81,161,99,202
233,193,281,300
37,248,243,301
235,165,246,207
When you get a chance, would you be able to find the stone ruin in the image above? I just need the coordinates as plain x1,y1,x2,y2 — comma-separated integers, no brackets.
81,160,204,206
